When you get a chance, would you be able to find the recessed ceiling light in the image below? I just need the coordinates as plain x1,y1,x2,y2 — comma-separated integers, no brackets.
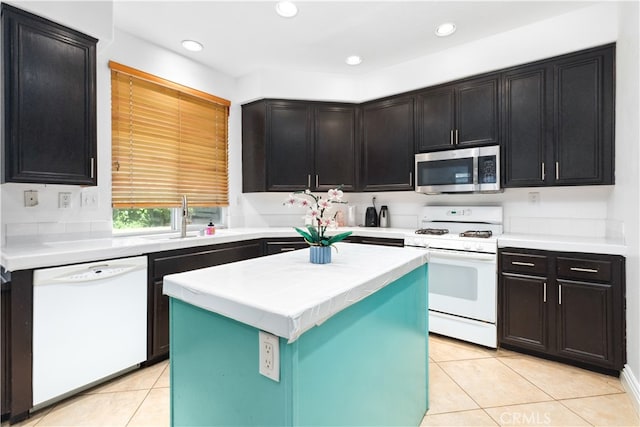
181,40,203,52
345,55,362,66
275,1,298,18
435,22,456,37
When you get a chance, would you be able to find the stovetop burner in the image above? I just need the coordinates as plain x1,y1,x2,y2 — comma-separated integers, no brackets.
459,230,493,238
415,228,449,235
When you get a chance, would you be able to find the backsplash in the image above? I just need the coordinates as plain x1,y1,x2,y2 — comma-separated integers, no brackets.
235,186,620,239
2,184,621,245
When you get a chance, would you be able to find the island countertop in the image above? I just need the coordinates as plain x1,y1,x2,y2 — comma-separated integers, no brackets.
163,242,428,342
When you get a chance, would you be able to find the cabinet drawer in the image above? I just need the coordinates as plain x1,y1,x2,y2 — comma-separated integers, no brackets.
265,241,308,255
501,252,548,275
556,257,611,282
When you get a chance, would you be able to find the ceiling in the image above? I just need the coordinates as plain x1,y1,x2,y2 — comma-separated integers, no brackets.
113,1,599,78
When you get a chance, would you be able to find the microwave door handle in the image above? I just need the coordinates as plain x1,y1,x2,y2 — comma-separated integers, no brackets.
472,155,479,190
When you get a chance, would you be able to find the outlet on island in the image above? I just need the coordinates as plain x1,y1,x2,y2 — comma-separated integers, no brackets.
259,330,280,382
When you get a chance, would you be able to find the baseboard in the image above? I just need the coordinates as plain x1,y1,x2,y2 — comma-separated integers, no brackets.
621,364,640,416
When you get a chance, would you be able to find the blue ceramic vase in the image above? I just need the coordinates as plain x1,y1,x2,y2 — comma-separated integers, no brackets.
310,245,332,264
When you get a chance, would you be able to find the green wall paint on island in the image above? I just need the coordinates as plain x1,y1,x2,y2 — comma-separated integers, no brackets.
169,264,428,426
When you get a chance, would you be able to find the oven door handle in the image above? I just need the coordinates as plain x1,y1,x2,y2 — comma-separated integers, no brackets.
428,248,496,263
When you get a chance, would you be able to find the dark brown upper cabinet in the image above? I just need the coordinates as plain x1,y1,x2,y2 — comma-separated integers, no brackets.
242,100,357,192
502,44,615,188
416,74,500,152
502,64,550,187
361,96,415,191
2,4,97,185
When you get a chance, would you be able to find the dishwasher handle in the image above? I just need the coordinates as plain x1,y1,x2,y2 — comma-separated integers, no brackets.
33,256,148,286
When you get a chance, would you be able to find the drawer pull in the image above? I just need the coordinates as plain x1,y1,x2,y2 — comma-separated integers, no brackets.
570,267,599,273
512,261,535,267
280,248,297,252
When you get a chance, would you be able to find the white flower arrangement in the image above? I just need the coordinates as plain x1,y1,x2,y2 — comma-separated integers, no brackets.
284,188,352,247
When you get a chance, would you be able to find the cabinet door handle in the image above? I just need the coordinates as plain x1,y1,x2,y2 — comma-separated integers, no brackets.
558,284,562,305
512,261,535,267
455,129,459,145
543,282,547,303
315,175,319,188
450,130,454,145
307,174,311,188
541,162,545,180
555,162,559,180
570,267,599,273
90,157,95,179
409,172,413,185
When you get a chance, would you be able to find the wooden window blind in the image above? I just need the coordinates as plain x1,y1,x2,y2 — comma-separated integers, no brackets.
110,61,230,208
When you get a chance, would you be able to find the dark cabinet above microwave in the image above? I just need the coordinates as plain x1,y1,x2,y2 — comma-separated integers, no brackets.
416,74,500,152
2,4,97,185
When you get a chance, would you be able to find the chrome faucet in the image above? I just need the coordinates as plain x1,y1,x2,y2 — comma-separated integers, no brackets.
180,195,189,238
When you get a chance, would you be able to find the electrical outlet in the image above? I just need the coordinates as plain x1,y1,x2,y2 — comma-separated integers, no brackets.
24,190,38,207
528,191,540,205
59,192,72,209
259,331,279,382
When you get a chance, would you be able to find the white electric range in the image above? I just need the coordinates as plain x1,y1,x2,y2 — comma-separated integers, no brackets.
404,206,503,348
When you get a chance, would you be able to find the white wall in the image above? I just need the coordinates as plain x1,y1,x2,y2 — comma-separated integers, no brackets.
608,1,640,412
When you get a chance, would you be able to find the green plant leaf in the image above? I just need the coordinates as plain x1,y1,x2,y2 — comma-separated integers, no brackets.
294,227,313,243
327,231,353,245
306,225,320,242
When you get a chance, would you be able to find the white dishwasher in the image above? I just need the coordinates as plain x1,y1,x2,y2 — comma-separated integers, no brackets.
32,256,147,407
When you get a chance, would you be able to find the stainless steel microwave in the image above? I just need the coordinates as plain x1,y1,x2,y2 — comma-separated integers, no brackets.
415,145,501,194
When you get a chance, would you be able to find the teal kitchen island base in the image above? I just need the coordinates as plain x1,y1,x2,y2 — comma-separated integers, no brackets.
165,243,429,426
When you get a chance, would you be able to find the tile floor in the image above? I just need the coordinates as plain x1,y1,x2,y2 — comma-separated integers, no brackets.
7,334,640,426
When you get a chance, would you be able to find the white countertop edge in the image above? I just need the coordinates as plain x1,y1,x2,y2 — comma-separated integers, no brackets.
163,244,428,342
498,234,627,256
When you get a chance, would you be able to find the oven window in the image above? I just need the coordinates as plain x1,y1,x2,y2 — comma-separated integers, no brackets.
418,157,473,186
429,263,478,301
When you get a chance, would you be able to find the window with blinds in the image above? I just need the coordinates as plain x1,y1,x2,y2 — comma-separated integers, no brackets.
110,61,230,208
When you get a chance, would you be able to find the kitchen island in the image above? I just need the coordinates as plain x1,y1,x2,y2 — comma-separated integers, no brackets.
163,242,429,426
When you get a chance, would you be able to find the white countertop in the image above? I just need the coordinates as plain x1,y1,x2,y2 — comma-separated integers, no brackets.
0,227,407,271
0,226,626,271
498,233,626,256
163,242,428,342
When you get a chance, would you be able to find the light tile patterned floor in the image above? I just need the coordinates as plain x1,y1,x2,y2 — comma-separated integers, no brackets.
7,335,640,426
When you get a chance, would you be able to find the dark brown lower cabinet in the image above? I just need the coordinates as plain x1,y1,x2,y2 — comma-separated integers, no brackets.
147,240,263,361
264,236,405,255
348,236,404,247
264,238,310,255
1,273,10,422
501,275,549,352
499,248,625,374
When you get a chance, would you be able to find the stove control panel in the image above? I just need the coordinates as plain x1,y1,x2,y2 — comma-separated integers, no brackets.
404,235,497,254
